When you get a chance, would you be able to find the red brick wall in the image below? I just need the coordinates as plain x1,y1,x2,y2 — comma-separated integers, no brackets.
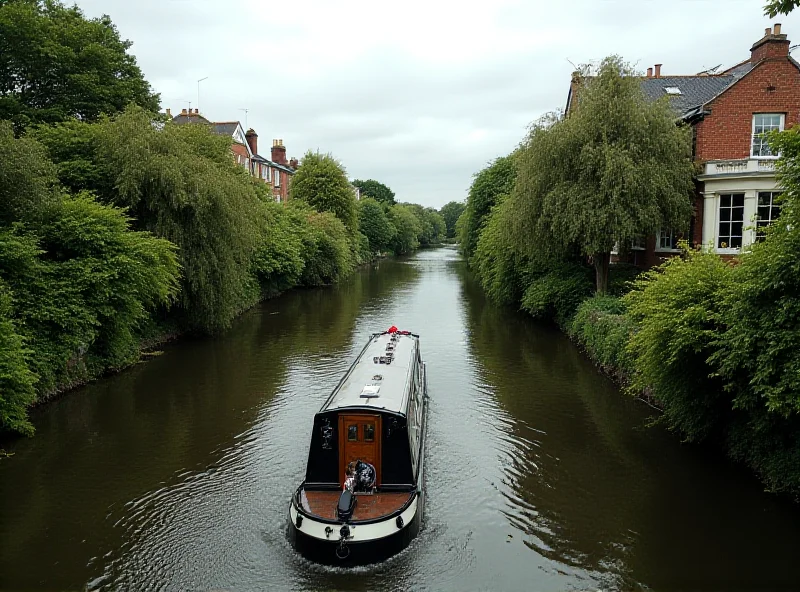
694,58,800,161
272,169,291,203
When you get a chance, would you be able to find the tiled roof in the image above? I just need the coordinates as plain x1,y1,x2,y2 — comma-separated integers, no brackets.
639,63,753,119
212,122,240,138
171,113,212,125
640,76,737,117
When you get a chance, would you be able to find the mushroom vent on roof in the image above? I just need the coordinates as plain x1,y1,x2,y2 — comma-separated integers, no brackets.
665,86,682,95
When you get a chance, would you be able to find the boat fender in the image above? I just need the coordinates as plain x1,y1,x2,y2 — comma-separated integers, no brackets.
337,490,357,522
295,514,303,529
396,515,404,529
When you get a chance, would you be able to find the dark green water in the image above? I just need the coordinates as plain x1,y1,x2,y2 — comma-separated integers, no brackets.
1,248,799,591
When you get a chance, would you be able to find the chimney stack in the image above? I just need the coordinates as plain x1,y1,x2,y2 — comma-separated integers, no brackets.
751,23,790,63
647,67,653,78
654,63,662,78
289,157,299,169
271,139,287,165
181,108,187,115
245,128,258,156
166,108,172,118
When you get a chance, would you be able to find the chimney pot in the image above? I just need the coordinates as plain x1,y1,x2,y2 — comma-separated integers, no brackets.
181,108,187,114
647,67,653,78
766,27,772,37
774,23,782,35
271,139,287,165
654,63,662,78
166,108,172,117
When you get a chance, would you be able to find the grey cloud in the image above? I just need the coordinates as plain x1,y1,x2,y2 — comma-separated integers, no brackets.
73,0,800,208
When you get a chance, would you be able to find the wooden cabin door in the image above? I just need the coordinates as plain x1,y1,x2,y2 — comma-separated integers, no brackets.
339,414,381,487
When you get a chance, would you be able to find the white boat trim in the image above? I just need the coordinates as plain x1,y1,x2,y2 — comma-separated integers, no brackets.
290,495,419,542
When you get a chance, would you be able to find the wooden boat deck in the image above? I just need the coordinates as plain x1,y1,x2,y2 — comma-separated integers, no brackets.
301,490,412,521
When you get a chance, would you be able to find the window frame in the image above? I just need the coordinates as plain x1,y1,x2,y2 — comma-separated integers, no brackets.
274,170,281,187
755,190,782,242
751,113,784,159
717,193,745,252
655,228,682,253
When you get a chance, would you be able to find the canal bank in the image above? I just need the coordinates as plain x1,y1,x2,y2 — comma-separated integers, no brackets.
1,248,799,592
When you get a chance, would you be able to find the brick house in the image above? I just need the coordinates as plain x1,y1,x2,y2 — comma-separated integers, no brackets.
565,23,800,267
169,108,297,203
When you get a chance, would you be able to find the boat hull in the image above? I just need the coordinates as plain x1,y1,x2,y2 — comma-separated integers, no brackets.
288,491,423,565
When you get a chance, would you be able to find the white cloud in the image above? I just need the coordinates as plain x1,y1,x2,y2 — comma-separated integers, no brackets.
74,0,800,208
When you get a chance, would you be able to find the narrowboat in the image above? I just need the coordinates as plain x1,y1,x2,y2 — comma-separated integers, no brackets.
288,327,428,564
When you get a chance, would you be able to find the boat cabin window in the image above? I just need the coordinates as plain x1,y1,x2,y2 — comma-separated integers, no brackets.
348,425,358,441
364,424,375,442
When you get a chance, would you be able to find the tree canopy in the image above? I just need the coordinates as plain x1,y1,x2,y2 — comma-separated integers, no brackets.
764,0,799,16
353,178,396,205
35,106,265,333
357,198,396,253
290,151,358,234
509,56,694,294
0,0,159,133
459,153,518,262
439,201,465,239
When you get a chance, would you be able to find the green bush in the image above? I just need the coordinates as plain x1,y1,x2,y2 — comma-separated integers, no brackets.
0,194,179,397
292,205,353,287
569,296,634,376
608,263,643,296
250,202,306,295
0,280,37,436
520,263,594,326
623,250,734,442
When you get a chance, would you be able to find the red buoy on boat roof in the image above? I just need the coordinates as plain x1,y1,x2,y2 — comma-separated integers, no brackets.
387,325,398,333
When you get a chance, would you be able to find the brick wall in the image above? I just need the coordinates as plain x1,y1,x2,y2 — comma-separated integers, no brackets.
694,58,800,161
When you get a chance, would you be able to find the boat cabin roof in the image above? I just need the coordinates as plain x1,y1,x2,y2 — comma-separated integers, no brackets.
319,332,419,416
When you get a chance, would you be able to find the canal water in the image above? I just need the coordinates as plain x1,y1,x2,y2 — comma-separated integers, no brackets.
1,248,799,591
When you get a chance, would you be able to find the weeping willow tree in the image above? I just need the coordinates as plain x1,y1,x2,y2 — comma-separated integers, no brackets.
509,56,695,294
36,106,265,333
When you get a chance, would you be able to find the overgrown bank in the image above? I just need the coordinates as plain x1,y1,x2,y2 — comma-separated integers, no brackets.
459,57,800,499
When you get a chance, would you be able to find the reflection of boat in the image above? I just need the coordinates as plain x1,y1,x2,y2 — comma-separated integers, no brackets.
288,327,428,565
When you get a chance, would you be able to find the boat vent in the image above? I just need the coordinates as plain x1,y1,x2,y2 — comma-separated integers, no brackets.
360,384,381,399
373,355,393,365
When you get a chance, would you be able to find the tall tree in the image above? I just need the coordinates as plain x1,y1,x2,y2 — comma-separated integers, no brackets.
0,0,159,133
357,197,395,253
353,179,396,205
764,0,799,16
461,153,517,262
510,57,694,294
290,151,358,233
439,200,465,239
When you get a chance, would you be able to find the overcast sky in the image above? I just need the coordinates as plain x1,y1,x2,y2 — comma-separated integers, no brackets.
72,0,800,208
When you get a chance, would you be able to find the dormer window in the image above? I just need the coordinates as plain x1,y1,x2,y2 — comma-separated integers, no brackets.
751,113,784,158
664,86,682,95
